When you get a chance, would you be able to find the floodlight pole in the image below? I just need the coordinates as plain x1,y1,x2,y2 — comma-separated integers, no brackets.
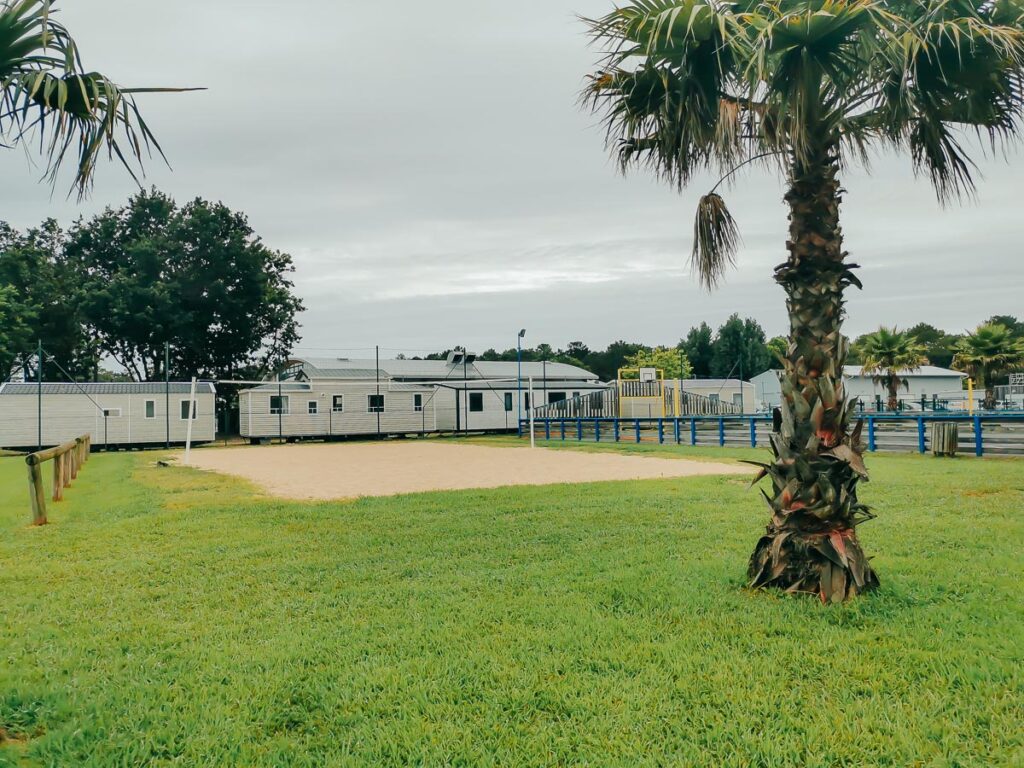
517,329,526,437
528,375,536,449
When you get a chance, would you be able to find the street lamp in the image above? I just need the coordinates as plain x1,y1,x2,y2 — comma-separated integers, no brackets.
517,329,526,436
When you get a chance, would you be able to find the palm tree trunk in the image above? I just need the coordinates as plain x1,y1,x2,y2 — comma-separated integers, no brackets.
747,142,879,603
887,376,899,412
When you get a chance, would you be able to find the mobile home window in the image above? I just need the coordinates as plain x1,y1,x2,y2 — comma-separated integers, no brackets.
269,395,289,415
504,393,513,412
547,392,566,404
524,393,530,410
572,391,580,400
708,393,720,404
332,395,344,412
367,394,385,413
103,407,122,418
144,400,156,419
414,394,424,412
469,392,483,412
180,400,198,420
308,400,318,415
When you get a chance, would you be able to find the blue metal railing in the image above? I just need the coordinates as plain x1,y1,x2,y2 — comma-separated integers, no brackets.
519,413,1024,456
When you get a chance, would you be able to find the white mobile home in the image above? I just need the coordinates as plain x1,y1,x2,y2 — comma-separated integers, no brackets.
751,366,968,411
0,382,217,450
239,353,605,440
680,379,756,413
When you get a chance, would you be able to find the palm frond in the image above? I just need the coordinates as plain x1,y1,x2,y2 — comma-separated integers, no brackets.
691,192,740,291
0,0,201,197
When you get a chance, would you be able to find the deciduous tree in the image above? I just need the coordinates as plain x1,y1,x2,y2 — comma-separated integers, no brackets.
66,189,303,381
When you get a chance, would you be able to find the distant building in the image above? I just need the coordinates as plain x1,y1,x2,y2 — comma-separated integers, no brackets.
750,366,968,411
238,353,605,440
679,379,756,414
0,382,217,450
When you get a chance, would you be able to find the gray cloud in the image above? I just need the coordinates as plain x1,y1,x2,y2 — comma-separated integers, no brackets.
1,1,1020,357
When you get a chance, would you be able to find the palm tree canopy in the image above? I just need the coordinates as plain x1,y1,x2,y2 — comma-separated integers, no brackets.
582,0,1024,287
952,322,1024,383
1,0,199,196
858,326,927,389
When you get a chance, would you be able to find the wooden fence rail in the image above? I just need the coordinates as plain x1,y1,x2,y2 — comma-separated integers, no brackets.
25,434,91,526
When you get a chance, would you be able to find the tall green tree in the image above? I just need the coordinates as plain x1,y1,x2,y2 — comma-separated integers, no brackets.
711,314,771,379
623,346,692,379
0,284,32,378
1,0,194,195
680,322,714,377
985,315,1024,339
906,322,960,368
584,0,1024,601
858,327,928,410
0,219,95,379
952,323,1024,409
66,189,304,381
766,335,788,365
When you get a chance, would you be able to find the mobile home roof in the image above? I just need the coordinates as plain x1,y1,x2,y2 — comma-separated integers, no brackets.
0,382,216,396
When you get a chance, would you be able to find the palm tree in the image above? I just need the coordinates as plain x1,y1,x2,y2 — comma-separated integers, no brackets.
583,1,1024,602
953,323,1024,409
1,0,194,195
858,327,927,411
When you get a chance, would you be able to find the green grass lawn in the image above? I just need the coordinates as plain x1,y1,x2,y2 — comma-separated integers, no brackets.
1,443,1022,767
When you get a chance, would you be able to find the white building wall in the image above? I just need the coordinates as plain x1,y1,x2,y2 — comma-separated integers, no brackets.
845,375,965,403
0,391,216,449
241,384,438,438
239,380,606,437
747,369,966,411
681,380,756,413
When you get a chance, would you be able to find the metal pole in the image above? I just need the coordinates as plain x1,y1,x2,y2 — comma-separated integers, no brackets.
165,342,170,448
376,344,381,438
529,376,536,448
517,329,525,437
277,378,283,444
463,351,468,432
542,358,547,405
37,340,43,451
184,377,198,463
517,336,522,436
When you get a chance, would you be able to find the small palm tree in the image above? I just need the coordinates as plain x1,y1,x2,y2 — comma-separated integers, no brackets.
953,323,1024,409
583,1,1024,602
858,327,927,411
1,0,195,195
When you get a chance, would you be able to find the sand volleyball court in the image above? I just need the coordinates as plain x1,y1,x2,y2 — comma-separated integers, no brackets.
183,441,744,500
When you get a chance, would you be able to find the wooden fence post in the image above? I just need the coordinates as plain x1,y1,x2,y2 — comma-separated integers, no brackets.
25,434,91,524
28,460,46,525
52,454,63,501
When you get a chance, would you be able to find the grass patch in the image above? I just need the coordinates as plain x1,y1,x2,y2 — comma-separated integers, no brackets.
0,447,1022,766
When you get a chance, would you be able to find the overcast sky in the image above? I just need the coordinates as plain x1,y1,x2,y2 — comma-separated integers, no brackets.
2,1,1020,358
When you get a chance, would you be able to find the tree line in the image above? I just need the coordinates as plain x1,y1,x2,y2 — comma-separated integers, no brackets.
1,189,304,383
421,313,1024,389
418,314,780,382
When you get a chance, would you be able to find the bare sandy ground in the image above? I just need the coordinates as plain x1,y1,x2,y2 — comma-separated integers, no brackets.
182,441,745,500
